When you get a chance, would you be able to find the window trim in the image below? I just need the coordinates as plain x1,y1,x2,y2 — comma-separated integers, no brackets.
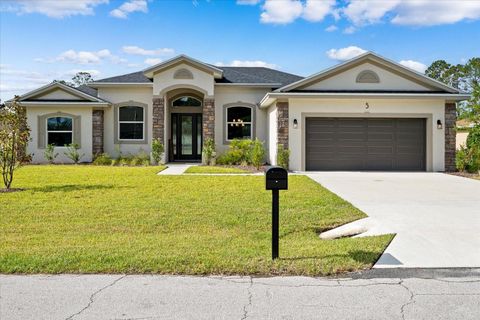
46,116,74,147
223,102,256,144
37,112,81,149
171,95,203,108
114,101,148,144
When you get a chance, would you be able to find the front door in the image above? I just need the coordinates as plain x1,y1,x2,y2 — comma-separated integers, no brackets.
171,113,202,161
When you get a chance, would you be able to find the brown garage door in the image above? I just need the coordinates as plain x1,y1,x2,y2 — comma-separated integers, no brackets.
306,118,426,171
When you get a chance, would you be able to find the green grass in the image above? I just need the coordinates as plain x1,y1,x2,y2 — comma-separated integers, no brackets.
0,165,392,275
185,165,250,174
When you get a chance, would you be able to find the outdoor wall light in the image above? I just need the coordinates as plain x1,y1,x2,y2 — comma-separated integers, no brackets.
437,119,443,129
293,119,298,129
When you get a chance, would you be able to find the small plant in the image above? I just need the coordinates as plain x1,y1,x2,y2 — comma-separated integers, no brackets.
277,144,290,170
151,138,164,165
93,153,112,166
202,138,216,165
131,150,150,166
63,143,84,164
44,144,59,164
456,144,480,173
250,138,265,169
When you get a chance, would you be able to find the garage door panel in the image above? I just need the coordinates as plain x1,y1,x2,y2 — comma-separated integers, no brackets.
306,117,426,171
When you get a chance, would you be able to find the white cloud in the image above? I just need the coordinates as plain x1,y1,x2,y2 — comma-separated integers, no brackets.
36,49,126,65
236,0,261,5
6,0,108,19
302,0,335,22
326,46,367,61
260,0,304,24
343,26,356,34
216,60,279,69
325,25,338,32
399,60,427,73
144,58,163,66
343,0,398,26
122,46,175,56
110,0,148,19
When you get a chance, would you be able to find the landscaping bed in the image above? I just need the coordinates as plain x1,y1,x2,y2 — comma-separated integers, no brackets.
184,165,264,174
0,165,392,275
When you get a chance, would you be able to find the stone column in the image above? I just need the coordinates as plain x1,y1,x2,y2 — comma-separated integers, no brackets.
444,102,456,172
152,97,165,143
203,98,215,141
277,101,289,149
92,110,104,156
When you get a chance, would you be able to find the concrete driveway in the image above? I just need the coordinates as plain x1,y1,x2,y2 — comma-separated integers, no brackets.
307,172,480,268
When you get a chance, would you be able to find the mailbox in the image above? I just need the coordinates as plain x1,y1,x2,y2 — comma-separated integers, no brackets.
265,166,288,190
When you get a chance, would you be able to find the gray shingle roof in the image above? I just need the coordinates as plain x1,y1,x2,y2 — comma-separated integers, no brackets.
76,85,98,97
93,68,303,87
94,71,152,83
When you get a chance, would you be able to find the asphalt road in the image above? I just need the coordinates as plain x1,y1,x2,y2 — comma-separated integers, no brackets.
1,269,479,320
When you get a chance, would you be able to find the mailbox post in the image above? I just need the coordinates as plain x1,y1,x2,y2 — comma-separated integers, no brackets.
265,166,288,260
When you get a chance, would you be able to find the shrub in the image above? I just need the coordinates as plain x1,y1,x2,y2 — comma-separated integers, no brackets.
250,139,265,169
216,138,265,167
131,150,150,166
277,144,290,170
93,153,112,166
466,124,480,149
151,138,164,165
202,138,216,165
63,143,84,164
456,144,480,173
44,144,59,164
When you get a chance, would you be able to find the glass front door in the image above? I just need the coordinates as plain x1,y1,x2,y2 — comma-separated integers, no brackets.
171,114,202,161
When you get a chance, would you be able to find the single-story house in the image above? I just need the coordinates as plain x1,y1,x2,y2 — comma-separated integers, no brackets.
10,52,469,171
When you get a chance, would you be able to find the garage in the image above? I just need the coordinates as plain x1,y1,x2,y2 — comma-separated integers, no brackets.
306,117,426,171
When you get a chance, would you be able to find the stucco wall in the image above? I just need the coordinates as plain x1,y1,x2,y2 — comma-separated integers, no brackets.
286,98,447,172
213,86,270,155
26,107,93,163
97,87,153,157
267,104,277,165
154,64,215,96
303,62,431,91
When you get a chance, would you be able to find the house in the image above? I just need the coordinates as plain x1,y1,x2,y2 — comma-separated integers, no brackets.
10,52,469,171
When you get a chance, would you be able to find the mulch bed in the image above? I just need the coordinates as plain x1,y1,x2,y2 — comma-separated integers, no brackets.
447,172,480,180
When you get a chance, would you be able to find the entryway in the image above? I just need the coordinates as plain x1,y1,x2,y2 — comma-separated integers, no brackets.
171,113,202,161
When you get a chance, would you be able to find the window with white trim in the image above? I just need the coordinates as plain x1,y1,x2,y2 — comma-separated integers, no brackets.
118,106,144,140
47,117,73,146
226,106,253,140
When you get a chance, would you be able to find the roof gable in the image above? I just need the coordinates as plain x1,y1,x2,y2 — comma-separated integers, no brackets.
16,82,107,103
143,54,223,78
277,52,461,94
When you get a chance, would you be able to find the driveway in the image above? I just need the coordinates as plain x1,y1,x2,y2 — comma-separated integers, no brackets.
306,172,480,268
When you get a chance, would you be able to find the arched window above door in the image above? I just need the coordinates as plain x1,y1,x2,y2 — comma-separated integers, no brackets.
172,96,202,107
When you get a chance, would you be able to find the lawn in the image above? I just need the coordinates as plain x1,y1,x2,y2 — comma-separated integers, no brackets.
0,166,393,275
185,165,250,174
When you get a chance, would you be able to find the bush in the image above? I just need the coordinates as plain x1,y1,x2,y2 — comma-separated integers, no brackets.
216,138,265,167
456,144,480,173
151,138,164,165
63,143,84,164
466,124,480,149
131,150,150,166
277,144,290,170
202,138,216,165
44,144,59,164
93,153,112,166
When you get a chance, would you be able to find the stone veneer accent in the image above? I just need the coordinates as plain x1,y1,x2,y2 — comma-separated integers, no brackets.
203,98,215,141
277,101,289,149
92,110,104,156
444,102,456,172
152,98,165,143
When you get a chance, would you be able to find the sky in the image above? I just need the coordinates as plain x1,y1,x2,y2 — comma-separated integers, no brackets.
1,0,480,101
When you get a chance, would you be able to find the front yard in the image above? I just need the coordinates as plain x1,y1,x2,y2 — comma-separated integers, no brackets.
0,166,392,275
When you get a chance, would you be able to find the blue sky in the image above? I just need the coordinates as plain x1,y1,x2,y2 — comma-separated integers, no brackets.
1,0,479,101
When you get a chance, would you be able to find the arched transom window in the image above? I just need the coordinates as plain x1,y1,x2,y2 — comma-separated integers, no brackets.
226,106,253,140
47,116,73,146
172,96,202,107
119,106,144,140
356,70,380,83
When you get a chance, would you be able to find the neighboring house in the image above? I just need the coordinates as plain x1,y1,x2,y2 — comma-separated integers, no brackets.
9,52,469,171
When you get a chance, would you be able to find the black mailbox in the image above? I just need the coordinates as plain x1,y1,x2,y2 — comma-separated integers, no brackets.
265,166,288,190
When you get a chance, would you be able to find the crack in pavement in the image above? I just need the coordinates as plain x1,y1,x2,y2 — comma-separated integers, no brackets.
65,275,126,320
241,277,253,320
399,280,415,320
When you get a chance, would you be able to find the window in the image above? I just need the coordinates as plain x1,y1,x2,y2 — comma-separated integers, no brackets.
226,106,253,140
47,117,73,146
172,96,202,107
356,70,380,83
119,106,144,140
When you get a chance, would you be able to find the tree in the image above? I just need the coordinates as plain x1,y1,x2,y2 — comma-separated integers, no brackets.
0,96,30,190
72,72,93,87
52,79,74,87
